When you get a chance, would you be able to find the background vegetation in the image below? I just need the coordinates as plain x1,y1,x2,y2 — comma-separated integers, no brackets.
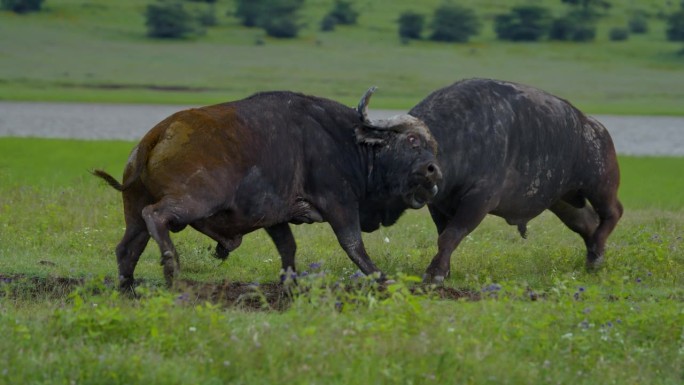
0,0,683,114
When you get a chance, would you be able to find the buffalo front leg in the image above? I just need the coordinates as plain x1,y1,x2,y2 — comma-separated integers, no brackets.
585,197,624,270
549,199,600,265
265,223,297,281
325,205,383,279
424,198,490,284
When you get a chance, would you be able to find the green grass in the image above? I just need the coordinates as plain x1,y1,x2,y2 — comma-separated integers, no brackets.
1,0,684,114
1,138,683,384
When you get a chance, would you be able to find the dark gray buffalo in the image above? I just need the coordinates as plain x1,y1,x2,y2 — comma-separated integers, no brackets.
94,88,442,289
405,78,623,282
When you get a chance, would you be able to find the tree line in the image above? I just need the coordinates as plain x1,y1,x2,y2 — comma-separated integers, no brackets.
3,0,684,49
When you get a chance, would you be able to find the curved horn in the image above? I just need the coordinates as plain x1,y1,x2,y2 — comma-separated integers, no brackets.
356,86,415,130
357,86,377,124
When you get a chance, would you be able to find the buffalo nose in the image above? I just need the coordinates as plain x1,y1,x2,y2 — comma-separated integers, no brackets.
425,162,442,181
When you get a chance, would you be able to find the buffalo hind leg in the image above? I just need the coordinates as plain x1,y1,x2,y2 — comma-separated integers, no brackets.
265,223,297,282
191,218,243,261
424,196,491,284
142,198,214,287
115,223,150,292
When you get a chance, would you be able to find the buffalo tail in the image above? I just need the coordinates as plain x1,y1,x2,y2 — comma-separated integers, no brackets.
92,169,124,191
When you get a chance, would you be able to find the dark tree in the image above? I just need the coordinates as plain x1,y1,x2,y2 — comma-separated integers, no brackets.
326,0,359,25
628,13,648,34
494,5,551,41
259,0,304,38
196,5,217,27
234,0,263,27
145,1,197,39
398,11,425,40
233,0,304,38
561,0,611,18
609,27,628,41
549,11,596,41
1,0,44,13
320,14,337,31
429,4,480,42
666,9,684,41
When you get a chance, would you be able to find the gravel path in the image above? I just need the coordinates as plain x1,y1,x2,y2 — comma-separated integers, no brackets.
1,101,682,156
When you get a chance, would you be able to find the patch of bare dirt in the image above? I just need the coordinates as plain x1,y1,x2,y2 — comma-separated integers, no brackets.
0,274,479,311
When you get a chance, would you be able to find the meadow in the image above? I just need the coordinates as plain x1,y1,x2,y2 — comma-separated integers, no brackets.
1,0,684,114
0,137,683,384
1,0,684,383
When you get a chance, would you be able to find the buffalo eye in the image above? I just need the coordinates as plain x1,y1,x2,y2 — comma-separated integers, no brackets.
407,134,421,148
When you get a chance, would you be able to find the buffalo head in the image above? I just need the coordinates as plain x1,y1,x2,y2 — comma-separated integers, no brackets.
355,87,442,209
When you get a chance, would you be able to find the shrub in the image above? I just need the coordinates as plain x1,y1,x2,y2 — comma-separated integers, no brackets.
145,1,198,39
609,27,628,41
494,5,551,41
196,9,216,26
628,14,648,34
320,14,337,31
325,0,359,25
560,0,612,19
1,0,44,13
666,10,684,42
234,0,263,27
429,4,480,43
262,16,299,38
549,12,596,42
258,0,304,38
398,11,425,40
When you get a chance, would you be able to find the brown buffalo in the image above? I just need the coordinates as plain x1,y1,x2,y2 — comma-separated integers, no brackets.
94,88,442,289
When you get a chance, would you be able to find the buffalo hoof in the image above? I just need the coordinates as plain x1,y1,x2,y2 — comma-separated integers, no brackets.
214,243,230,261
422,273,446,285
586,254,605,272
280,267,298,285
373,271,389,283
119,275,137,295
161,251,180,288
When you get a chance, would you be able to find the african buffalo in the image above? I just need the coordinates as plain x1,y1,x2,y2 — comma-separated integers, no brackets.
94,88,442,289
402,78,623,282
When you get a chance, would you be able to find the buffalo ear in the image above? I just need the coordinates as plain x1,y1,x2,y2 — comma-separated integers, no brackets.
355,125,390,146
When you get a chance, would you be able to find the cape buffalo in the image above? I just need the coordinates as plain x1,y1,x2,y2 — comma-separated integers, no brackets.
403,78,623,282
94,88,442,289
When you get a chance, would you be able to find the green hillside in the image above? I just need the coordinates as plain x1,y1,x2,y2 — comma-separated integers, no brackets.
1,0,683,114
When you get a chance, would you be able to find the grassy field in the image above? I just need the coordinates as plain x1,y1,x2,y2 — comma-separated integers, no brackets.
1,138,683,384
2,0,684,382
1,0,684,114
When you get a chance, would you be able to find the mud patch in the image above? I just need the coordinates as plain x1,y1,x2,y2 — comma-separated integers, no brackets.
0,274,479,311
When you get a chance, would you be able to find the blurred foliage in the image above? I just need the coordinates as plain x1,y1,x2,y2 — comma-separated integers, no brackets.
397,11,425,40
494,5,552,42
145,1,199,39
1,0,43,13
429,3,480,43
